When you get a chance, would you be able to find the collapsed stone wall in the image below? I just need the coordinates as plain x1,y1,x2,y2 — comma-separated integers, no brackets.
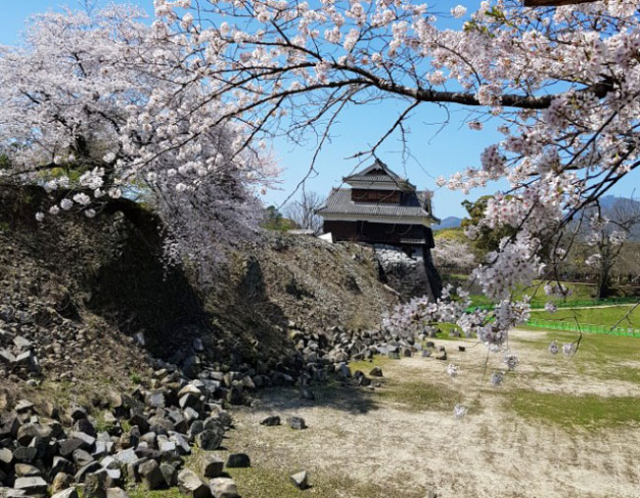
0,186,449,498
0,186,398,384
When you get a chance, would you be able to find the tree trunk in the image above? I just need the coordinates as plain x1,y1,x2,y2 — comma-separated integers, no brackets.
596,265,612,300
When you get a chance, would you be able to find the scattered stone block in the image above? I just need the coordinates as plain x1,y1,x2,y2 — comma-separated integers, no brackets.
106,488,129,498
259,416,280,427
51,489,78,498
12,447,37,464
0,448,13,467
14,464,40,477
287,417,307,430
178,469,210,498
72,449,94,468
69,406,87,421
84,471,107,498
160,463,177,487
290,470,309,490
200,455,224,478
113,449,138,466
14,477,48,497
51,456,75,477
138,460,164,490
225,454,250,468
369,367,383,377
50,472,74,494
58,439,85,459
209,477,239,498
14,400,35,415
195,429,223,451
74,461,102,482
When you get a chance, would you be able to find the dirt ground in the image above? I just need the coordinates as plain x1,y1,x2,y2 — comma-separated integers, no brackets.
224,329,640,498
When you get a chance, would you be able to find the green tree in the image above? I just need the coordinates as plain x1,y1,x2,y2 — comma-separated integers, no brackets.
461,196,515,253
261,205,299,231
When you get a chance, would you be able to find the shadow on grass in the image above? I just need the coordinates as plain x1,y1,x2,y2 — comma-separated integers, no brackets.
250,369,464,415
252,381,381,415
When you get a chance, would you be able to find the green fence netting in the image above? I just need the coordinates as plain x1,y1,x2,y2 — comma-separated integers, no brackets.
524,319,640,337
463,297,640,337
467,296,638,313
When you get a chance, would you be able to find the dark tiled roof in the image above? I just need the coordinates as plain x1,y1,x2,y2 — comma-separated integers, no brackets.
343,159,414,189
317,188,438,222
343,174,410,184
343,173,389,182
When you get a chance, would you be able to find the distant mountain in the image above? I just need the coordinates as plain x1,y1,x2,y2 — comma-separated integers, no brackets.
433,216,463,230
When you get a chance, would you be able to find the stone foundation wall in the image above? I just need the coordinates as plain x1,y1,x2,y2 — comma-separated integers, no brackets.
374,245,441,301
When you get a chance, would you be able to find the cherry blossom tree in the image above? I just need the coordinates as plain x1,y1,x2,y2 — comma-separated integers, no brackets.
0,5,275,284
431,238,477,271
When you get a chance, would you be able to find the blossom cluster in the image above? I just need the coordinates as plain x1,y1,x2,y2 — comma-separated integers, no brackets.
431,238,476,270
471,234,544,301
382,285,480,338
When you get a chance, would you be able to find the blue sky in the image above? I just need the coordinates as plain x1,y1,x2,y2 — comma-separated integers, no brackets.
2,1,638,219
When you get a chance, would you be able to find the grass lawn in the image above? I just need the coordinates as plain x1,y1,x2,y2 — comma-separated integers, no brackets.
444,276,600,309
348,354,392,373
506,390,640,429
522,280,596,306
349,355,464,412
504,329,640,429
374,379,463,412
128,489,182,498
226,466,398,498
517,328,640,363
472,280,598,308
518,327,640,385
468,293,495,307
529,305,640,328
429,322,468,341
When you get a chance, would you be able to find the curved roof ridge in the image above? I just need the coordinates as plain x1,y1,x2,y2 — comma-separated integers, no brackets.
342,159,415,190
